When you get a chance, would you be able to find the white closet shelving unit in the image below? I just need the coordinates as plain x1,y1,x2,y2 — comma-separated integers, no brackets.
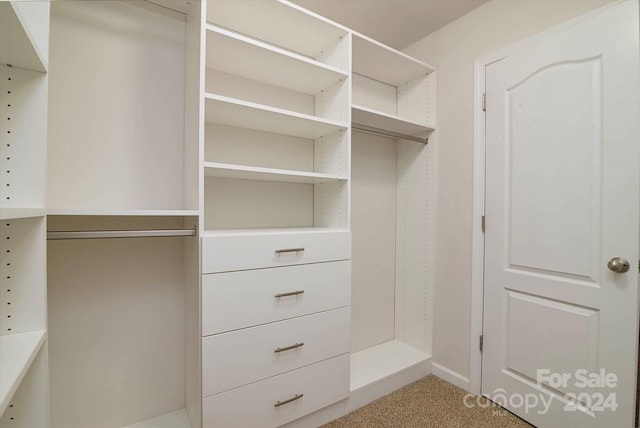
6,1,436,426
0,1,50,427
349,32,436,410
198,1,436,426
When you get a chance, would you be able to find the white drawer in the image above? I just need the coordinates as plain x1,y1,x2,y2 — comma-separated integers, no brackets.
202,307,350,397
201,230,350,273
202,261,350,335
202,354,349,428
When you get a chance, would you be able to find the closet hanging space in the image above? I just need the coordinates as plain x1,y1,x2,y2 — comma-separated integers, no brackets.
45,1,199,427
349,32,436,410
0,1,50,427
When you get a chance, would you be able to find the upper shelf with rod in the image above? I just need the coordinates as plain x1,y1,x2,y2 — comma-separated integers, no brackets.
46,213,199,240
352,105,434,144
351,32,436,142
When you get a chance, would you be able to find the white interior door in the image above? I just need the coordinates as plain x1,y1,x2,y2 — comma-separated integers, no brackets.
482,2,640,427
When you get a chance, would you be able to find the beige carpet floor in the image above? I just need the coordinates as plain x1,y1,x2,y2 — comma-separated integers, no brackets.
321,375,534,428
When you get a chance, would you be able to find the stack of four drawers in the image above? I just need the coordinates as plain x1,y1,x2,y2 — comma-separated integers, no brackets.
201,230,351,427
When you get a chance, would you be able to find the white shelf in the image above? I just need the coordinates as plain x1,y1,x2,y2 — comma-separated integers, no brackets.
0,208,45,221
206,0,347,60
352,33,433,86
206,25,347,95
0,330,47,415
205,93,347,140
201,227,349,238
121,409,191,428
0,2,47,72
350,340,430,392
47,210,199,217
204,162,347,184
352,104,434,140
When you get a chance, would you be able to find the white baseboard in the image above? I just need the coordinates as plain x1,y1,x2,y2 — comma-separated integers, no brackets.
431,362,471,392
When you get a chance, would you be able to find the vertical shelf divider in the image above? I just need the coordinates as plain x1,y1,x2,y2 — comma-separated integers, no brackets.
0,1,50,425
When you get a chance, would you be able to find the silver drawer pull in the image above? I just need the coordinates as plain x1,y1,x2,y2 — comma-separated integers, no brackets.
274,393,304,408
274,342,304,353
275,247,305,254
275,290,305,298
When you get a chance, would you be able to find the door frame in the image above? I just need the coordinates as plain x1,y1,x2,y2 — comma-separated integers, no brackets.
470,47,509,397
469,0,636,398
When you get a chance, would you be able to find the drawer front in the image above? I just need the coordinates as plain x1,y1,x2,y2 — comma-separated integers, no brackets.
202,307,350,397
202,261,351,335
201,230,351,273
202,354,349,428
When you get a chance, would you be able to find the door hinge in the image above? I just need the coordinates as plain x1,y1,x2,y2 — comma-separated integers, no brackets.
479,335,484,352
482,93,486,112
481,215,485,233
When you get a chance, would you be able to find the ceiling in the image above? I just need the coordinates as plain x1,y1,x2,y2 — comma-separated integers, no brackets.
291,0,487,50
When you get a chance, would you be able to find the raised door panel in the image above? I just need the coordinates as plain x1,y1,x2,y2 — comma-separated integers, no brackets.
509,59,600,279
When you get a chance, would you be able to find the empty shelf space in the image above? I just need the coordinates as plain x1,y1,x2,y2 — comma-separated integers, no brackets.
47,209,199,217
121,409,191,428
352,33,433,86
207,1,347,60
204,162,346,184
0,2,47,72
0,330,47,415
352,104,434,141
0,208,45,220
350,340,431,392
206,25,347,95
205,94,347,140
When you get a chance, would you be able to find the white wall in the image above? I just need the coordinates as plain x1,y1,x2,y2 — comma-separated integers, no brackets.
403,0,614,383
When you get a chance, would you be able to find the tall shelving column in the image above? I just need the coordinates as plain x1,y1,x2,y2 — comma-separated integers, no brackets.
199,2,352,427
0,1,50,427
349,32,437,411
44,1,201,427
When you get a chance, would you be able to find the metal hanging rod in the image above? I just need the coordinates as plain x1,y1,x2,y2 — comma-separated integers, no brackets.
47,229,197,240
352,123,428,144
